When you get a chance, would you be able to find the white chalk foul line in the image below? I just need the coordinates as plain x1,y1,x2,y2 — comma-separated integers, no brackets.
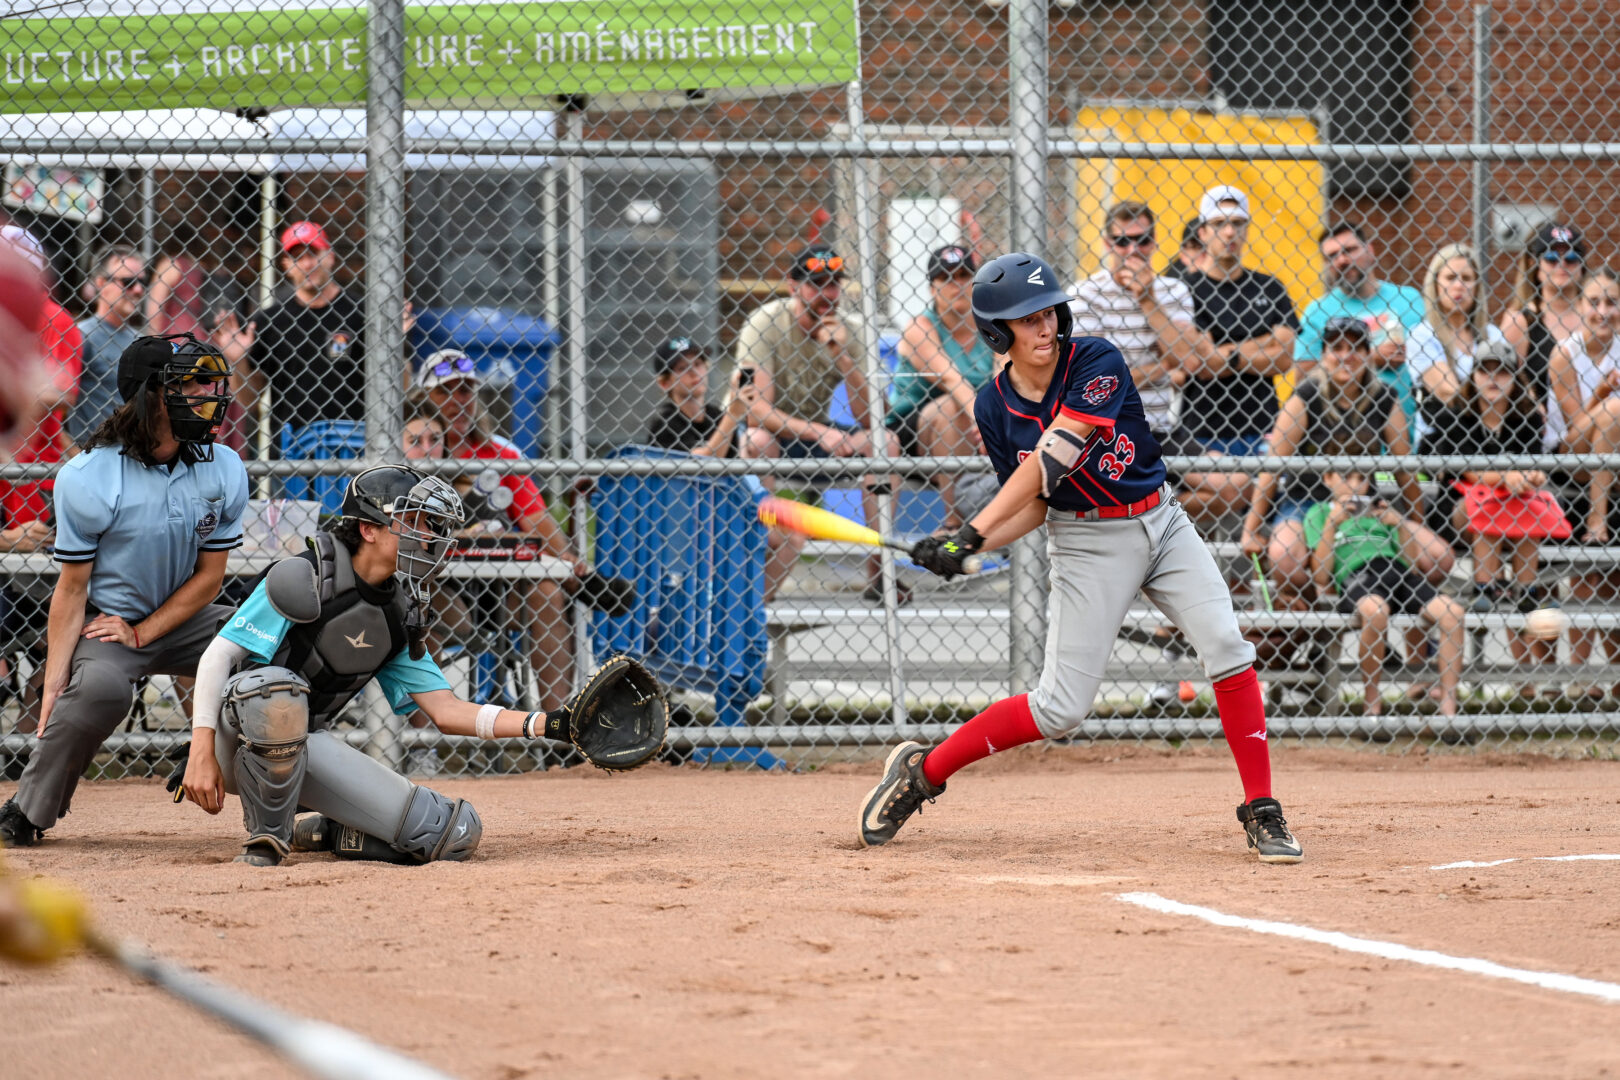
1431,853,1620,870
1115,892,1620,1005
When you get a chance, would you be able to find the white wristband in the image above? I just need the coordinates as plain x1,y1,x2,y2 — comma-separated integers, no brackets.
474,703,501,741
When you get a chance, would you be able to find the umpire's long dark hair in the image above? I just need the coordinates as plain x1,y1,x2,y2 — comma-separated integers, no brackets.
80,390,164,466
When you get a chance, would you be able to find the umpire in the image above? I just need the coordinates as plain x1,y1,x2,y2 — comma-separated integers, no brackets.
0,334,247,846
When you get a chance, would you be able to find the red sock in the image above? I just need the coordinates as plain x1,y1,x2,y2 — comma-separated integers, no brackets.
1214,667,1272,803
922,694,1043,787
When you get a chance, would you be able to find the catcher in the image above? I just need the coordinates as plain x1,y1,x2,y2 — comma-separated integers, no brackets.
177,464,667,866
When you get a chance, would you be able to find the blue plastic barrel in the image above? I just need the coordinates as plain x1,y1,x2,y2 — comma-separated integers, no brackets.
279,420,367,514
592,446,771,759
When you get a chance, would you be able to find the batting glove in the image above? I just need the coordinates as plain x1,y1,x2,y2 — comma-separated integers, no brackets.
912,523,984,580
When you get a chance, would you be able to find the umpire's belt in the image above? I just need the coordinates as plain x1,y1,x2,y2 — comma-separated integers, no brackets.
1070,485,1166,522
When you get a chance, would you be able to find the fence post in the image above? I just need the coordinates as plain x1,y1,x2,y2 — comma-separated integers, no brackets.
847,78,909,729
364,0,407,768
1472,3,1492,298
364,0,406,468
1006,0,1050,695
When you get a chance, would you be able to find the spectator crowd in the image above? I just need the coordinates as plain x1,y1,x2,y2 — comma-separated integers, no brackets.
1,184,1615,717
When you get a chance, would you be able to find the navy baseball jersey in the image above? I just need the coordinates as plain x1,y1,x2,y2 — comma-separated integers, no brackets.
975,336,1167,514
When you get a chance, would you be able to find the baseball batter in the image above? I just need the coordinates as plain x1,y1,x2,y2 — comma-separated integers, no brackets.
859,252,1303,863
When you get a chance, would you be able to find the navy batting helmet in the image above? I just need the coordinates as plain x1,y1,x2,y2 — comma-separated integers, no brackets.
970,252,1072,354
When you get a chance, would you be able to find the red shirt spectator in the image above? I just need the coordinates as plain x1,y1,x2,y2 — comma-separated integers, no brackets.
5,295,82,525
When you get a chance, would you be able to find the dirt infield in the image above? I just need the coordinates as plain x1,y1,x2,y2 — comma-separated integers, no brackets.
2,745,1618,1079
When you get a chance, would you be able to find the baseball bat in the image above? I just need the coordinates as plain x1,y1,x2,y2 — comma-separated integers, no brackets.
84,930,458,1080
757,495,984,573
0,855,455,1080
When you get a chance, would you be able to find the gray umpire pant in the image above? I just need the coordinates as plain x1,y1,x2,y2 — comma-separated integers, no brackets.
12,603,234,829
1029,494,1256,739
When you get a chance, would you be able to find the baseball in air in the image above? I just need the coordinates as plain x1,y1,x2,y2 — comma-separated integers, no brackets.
624,199,663,226
1524,607,1569,640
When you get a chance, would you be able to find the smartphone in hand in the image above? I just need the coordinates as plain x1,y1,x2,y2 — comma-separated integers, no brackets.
737,366,757,387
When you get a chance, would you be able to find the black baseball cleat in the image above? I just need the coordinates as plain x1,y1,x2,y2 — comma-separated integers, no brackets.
858,741,944,848
1236,798,1304,864
0,797,44,847
290,814,336,853
234,838,287,867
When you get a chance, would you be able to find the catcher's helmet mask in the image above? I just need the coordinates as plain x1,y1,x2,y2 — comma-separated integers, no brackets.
970,252,1073,355
341,465,465,658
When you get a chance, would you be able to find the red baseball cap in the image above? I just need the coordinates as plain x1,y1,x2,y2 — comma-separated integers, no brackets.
280,221,331,253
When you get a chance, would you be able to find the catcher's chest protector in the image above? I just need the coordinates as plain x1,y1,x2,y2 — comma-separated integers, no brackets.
272,532,410,727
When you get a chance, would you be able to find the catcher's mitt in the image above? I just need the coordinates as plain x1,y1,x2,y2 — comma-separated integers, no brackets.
545,655,668,771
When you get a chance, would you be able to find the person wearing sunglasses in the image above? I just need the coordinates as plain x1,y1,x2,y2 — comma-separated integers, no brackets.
734,246,904,602
66,244,147,449
1069,203,1232,523
886,245,996,529
1502,222,1588,406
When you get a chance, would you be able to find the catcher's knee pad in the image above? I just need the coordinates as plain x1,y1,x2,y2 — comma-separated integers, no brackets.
225,667,311,854
390,786,482,864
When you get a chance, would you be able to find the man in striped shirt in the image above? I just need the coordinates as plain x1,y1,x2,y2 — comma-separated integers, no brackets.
1068,201,1241,525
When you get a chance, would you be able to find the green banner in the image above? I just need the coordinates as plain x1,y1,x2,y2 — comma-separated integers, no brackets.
0,1,859,114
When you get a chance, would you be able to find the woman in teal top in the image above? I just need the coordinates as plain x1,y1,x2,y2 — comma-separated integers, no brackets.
886,244,997,526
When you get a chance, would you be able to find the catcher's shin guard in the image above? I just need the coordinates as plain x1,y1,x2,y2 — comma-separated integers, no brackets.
224,668,311,858
295,733,483,864
319,791,481,865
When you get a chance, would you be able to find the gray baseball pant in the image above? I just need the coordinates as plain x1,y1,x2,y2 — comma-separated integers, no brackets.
12,604,235,829
1029,492,1254,738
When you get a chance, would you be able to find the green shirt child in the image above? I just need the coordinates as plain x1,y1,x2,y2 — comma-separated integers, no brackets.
1302,500,1405,591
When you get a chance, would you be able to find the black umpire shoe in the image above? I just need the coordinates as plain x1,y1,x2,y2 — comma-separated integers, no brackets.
1236,798,1304,864
857,741,944,847
0,797,44,847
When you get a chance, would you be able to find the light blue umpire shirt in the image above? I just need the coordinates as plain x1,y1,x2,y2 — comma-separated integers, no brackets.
51,444,250,621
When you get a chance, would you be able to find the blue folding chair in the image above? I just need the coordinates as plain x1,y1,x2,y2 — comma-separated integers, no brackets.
592,446,778,769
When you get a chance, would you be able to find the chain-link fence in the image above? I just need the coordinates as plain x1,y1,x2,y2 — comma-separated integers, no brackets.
2,0,1619,783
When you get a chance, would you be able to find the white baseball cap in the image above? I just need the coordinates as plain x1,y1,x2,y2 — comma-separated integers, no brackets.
1198,185,1251,224
417,349,481,391
0,224,48,274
